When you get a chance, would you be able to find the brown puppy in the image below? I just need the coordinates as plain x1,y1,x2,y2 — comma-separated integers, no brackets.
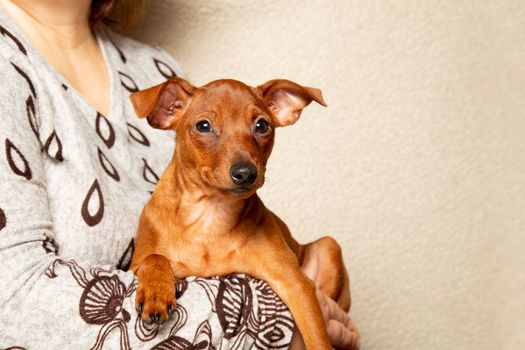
129,77,350,350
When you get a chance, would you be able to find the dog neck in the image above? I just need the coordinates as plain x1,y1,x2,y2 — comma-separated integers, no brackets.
152,152,261,237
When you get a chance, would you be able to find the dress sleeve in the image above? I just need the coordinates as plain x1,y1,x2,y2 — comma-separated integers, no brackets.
0,58,293,349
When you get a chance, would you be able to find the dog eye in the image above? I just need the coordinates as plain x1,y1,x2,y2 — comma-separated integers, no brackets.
254,118,270,134
196,120,212,133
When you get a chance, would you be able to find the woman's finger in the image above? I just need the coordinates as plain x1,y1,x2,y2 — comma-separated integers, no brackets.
345,317,361,341
325,293,351,324
327,319,361,350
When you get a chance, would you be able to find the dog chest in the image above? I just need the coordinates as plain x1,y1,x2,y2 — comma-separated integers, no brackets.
165,238,244,278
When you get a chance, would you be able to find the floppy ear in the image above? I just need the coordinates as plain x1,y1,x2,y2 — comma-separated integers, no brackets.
129,77,195,129
257,79,327,127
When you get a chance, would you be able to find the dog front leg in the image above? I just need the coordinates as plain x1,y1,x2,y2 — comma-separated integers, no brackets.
134,254,176,324
249,250,332,350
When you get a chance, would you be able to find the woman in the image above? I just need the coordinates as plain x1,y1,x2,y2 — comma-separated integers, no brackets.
0,0,360,348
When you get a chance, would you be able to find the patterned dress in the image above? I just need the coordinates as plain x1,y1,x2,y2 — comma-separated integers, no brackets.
0,9,293,350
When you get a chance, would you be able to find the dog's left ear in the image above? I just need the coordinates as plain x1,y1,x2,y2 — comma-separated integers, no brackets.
130,77,195,130
257,79,327,126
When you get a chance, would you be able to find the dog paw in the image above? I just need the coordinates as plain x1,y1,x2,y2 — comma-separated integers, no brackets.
135,280,176,325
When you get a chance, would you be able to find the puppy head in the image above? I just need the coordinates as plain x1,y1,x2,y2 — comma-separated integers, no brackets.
130,77,326,198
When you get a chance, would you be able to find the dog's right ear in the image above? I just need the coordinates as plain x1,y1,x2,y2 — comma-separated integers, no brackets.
130,77,195,130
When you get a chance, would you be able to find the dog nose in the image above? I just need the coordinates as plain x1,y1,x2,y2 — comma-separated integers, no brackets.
230,163,258,186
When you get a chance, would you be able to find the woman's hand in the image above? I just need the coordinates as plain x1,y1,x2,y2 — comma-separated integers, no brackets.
290,245,361,350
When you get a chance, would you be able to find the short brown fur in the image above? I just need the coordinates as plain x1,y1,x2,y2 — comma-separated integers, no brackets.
130,77,350,350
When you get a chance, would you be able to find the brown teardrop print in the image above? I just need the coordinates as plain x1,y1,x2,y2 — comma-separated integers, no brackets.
26,96,39,140
5,138,32,180
154,58,176,79
98,147,120,182
44,130,64,162
119,71,139,93
95,112,116,148
142,158,159,184
81,179,104,227
116,238,134,271
0,208,6,231
11,63,36,98
0,24,27,55
109,37,126,63
127,123,150,147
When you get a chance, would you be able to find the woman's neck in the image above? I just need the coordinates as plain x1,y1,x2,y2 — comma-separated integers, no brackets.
0,0,93,48
0,0,111,116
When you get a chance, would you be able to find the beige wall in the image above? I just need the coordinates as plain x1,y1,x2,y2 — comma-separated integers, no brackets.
133,1,525,349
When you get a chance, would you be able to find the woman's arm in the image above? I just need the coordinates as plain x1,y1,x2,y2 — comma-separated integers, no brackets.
0,56,293,350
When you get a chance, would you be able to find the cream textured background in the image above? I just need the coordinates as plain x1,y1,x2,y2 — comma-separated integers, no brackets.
133,1,525,349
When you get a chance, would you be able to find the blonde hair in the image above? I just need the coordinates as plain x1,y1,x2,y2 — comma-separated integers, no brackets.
90,0,150,31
